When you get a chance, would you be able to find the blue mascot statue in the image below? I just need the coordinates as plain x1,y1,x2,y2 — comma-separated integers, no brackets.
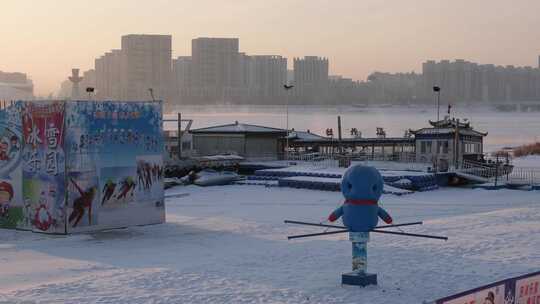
327,164,392,286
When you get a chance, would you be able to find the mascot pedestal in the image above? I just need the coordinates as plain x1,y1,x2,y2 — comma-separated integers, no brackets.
327,165,392,287
342,232,377,286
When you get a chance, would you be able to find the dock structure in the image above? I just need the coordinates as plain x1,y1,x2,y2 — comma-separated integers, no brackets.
163,117,498,174
282,117,494,173
282,132,416,162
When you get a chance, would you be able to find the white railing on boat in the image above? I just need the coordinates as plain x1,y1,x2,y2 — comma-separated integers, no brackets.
277,152,430,171
503,167,540,186
456,160,540,186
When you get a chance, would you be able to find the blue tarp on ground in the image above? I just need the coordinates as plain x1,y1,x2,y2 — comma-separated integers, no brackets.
254,168,439,193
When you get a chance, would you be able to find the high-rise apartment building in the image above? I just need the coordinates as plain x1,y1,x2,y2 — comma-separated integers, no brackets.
121,34,172,101
172,56,193,101
170,39,288,104
293,56,329,104
328,75,367,105
191,38,241,101
422,59,540,103
95,49,125,100
92,35,172,102
247,55,287,99
366,72,422,104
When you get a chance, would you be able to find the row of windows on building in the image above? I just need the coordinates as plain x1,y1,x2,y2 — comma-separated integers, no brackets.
419,140,481,154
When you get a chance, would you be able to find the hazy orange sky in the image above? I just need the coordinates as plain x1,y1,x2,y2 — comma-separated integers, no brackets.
2,0,540,96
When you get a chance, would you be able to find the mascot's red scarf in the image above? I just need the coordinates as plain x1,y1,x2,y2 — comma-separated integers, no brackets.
344,199,377,206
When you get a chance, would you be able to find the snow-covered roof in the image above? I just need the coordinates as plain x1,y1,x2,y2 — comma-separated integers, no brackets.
411,127,487,137
287,130,328,141
288,136,414,144
191,122,286,134
429,118,470,129
198,154,245,161
411,117,487,137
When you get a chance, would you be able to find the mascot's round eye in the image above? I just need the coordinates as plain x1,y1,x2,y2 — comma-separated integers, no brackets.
348,183,352,189
372,185,378,192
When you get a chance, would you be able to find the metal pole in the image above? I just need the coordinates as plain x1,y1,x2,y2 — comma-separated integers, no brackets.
494,154,499,186
455,119,460,169
286,94,289,160
437,91,440,122
370,229,448,241
331,134,334,156
285,220,345,229
284,220,423,230
149,88,156,102
177,112,182,160
282,85,294,160
288,229,348,240
287,227,447,241
337,116,342,154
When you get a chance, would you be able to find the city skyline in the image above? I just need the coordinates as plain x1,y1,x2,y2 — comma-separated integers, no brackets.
2,0,540,96
59,33,540,106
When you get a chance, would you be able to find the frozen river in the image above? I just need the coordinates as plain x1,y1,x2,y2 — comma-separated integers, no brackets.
165,105,540,152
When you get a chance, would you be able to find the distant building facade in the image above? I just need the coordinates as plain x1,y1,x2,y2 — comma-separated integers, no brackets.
328,75,370,105
81,69,96,94
293,56,329,104
190,122,287,159
172,56,193,101
90,34,172,102
422,59,540,103
171,38,288,105
190,37,241,102
246,55,287,102
0,71,34,100
58,35,540,105
95,49,125,100
122,34,172,101
366,72,422,104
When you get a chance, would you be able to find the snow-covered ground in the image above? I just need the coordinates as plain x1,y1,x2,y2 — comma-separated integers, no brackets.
1,185,539,303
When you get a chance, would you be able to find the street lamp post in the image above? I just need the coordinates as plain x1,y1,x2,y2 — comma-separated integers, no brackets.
283,84,294,160
148,88,156,102
86,87,94,100
432,86,441,173
286,100,289,160
433,86,441,122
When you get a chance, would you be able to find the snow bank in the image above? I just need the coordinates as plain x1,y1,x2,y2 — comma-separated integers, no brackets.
513,155,540,168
